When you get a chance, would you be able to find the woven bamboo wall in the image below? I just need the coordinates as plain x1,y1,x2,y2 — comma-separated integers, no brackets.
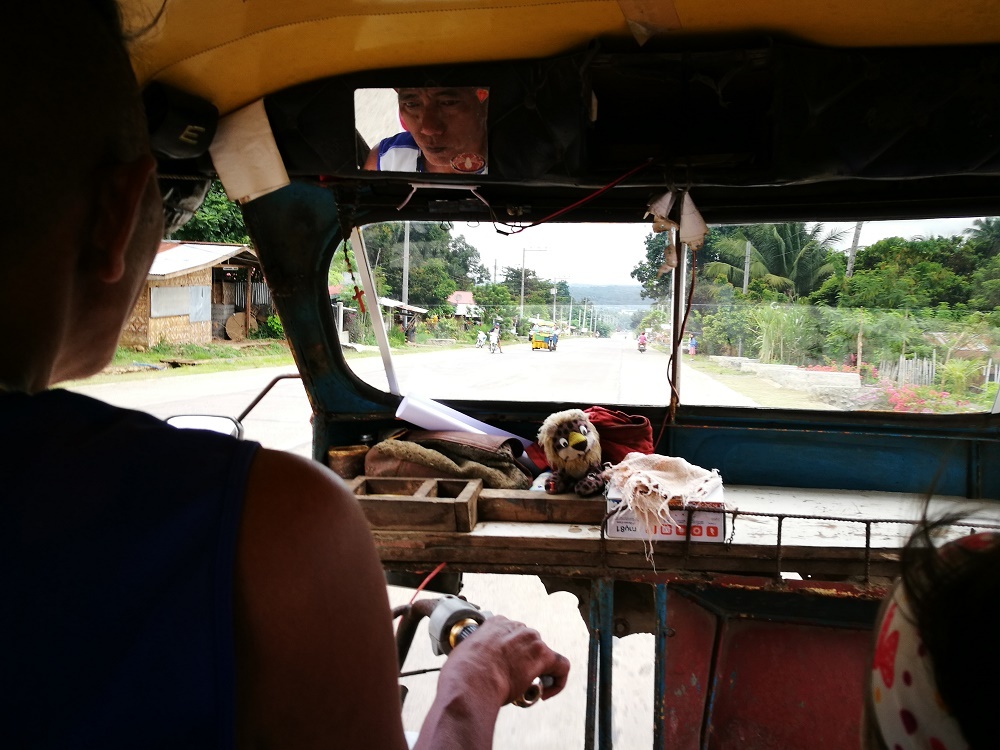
120,268,212,348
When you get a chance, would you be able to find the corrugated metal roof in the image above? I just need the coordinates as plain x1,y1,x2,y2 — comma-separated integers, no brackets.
148,241,254,279
378,297,429,314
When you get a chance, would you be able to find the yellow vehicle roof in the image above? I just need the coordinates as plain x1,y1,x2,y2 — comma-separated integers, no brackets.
124,0,1000,115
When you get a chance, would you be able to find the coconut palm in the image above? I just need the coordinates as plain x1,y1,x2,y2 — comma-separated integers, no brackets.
964,217,1000,257
705,222,847,300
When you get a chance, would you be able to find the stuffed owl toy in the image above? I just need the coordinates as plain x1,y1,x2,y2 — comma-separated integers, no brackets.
537,408,606,497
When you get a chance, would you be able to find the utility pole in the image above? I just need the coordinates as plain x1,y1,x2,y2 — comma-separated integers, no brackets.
742,239,752,294
739,239,751,356
520,251,527,318
846,221,864,278
856,308,864,372
402,221,410,304
520,247,544,319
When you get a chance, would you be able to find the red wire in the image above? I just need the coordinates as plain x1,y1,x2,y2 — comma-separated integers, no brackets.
408,561,448,604
502,159,653,234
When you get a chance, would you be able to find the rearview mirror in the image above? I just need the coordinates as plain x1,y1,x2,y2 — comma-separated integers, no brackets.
166,415,244,439
356,86,489,175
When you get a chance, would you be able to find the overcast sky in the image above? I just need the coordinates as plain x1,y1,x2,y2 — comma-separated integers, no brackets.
452,216,987,287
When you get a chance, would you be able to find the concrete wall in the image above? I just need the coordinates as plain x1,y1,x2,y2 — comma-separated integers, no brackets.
708,356,863,408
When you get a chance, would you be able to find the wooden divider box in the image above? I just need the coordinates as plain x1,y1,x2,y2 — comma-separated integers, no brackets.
347,477,480,532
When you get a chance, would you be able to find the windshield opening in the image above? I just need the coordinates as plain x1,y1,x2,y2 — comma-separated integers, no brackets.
328,216,1000,414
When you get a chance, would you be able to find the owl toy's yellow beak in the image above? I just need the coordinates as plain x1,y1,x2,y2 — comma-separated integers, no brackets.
568,431,587,450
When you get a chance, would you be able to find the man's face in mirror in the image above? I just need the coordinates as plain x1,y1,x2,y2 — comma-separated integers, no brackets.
397,87,488,173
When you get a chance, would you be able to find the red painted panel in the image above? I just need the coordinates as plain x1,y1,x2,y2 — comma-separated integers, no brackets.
660,594,717,749
706,621,870,749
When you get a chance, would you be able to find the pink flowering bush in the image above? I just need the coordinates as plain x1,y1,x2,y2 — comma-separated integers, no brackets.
855,380,978,413
805,361,880,383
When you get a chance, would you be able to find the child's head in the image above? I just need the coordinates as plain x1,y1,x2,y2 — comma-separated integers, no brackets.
863,521,1000,749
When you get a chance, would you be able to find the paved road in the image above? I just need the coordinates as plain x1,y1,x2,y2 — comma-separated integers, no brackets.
69,337,754,748
71,336,755,457
349,332,756,408
70,365,313,455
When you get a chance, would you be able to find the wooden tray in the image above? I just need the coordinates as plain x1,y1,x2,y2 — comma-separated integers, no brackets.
347,477,481,532
348,477,608,532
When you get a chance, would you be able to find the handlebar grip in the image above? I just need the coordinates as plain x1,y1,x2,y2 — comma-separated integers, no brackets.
513,675,556,707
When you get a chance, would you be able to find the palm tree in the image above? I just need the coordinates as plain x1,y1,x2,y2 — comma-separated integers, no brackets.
705,222,847,300
964,217,1000,257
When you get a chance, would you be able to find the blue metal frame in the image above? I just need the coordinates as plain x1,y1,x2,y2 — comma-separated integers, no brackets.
653,584,668,748
585,578,615,750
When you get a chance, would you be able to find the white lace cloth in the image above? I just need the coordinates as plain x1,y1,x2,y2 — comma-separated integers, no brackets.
605,452,722,534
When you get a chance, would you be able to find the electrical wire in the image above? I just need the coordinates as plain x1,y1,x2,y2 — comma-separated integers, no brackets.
656,247,697,448
491,159,654,236
407,561,448,604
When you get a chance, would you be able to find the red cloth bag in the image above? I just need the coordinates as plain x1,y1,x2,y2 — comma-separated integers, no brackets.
526,406,654,470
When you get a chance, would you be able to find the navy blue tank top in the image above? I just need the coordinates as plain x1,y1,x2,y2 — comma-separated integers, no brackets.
1,389,259,748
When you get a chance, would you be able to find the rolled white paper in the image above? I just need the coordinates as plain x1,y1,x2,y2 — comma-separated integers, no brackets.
395,393,539,471
394,393,486,435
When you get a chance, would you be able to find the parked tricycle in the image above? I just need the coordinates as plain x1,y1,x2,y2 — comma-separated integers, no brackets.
531,327,557,351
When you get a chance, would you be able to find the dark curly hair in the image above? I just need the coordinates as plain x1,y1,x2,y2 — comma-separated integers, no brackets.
896,514,1000,748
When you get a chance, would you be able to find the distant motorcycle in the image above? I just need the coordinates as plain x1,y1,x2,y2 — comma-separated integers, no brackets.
476,332,486,349
638,342,646,353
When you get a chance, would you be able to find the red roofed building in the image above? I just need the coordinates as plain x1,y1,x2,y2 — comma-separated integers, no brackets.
447,290,481,321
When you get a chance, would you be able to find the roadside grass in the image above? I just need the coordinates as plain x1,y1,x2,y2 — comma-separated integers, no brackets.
68,340,366,387
685,356,997,413
114,340,292,366
682,358,744,379
64,337,480,388
684,356,837,410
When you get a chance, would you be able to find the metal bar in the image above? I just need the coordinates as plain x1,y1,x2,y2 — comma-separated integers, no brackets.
598,578,615,750
584,579,601,750
864,521,872,583
775,515,785,578
700,614,727,748
653,584,669,749
349,226,400,395
392,599,438,674
237,373,302,422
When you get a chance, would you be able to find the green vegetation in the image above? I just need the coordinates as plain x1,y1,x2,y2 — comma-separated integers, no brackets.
348,222,605,333
115,341,290,365
632,219,1000,413
167,180,249,244
251,314,285,340
358,222,488,308
706,222,846,300
62,342,291,386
